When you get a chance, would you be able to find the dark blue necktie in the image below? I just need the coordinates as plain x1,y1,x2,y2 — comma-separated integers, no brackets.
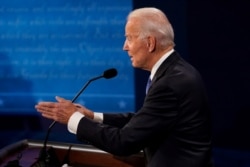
146,77,152,94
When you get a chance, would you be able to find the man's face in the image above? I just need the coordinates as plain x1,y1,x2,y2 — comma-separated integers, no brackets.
123,19,150,70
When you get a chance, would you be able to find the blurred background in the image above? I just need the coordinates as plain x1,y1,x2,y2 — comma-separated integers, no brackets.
0,0,250,166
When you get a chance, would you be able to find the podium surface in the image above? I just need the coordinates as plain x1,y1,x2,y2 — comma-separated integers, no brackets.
0,139,145,167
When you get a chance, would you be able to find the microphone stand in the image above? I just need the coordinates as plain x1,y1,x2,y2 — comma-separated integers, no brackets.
33,68,117,166
34,75,105,166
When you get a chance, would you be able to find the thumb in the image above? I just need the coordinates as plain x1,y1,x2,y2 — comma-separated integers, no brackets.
55,96,68,103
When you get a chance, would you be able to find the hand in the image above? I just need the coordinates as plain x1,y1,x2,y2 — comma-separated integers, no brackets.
35,96,78,124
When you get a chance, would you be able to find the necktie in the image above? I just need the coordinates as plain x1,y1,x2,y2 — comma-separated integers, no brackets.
146,77,152,94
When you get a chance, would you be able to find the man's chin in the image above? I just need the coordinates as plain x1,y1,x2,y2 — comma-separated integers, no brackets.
131,62,137,68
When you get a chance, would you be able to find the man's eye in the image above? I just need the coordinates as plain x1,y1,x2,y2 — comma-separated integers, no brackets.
126,36,132,41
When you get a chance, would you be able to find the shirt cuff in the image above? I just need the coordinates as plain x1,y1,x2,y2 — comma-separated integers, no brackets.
93,112,103,123
68,111,84,134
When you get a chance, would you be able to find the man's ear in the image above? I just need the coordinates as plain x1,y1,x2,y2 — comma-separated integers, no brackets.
147,36,156,52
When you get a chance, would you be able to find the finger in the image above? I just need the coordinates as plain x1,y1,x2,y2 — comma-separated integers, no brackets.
74,103,83,108
55,96,70,103
40,109,54,116
35,105,51,114
41,111,56,120
35,104,52,112
36,101,57,108
36,104,57,119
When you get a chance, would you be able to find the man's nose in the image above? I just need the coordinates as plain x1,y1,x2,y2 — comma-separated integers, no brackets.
123,41,128,51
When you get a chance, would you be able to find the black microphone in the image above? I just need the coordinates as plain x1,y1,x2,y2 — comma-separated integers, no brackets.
33,68,118,167
71,68,117,101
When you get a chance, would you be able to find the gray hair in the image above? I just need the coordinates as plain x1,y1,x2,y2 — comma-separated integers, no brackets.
127,7,175,48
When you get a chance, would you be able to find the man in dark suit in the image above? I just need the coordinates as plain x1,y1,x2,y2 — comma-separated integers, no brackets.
35,7,213,167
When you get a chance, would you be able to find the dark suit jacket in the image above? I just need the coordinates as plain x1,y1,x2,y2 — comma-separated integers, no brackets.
77,51,213,167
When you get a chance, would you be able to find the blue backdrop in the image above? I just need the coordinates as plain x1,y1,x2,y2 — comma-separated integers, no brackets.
0,0,134,114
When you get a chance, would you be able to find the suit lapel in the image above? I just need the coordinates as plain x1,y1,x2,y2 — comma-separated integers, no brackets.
151,51,181,84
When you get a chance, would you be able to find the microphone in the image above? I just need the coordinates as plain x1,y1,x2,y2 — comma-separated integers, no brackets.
33,68,118,167
71,68,117,101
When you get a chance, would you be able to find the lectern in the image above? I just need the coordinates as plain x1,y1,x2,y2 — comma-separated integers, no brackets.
0,139,145,167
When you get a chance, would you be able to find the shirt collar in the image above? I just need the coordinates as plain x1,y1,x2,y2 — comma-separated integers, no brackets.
150,49,174,80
